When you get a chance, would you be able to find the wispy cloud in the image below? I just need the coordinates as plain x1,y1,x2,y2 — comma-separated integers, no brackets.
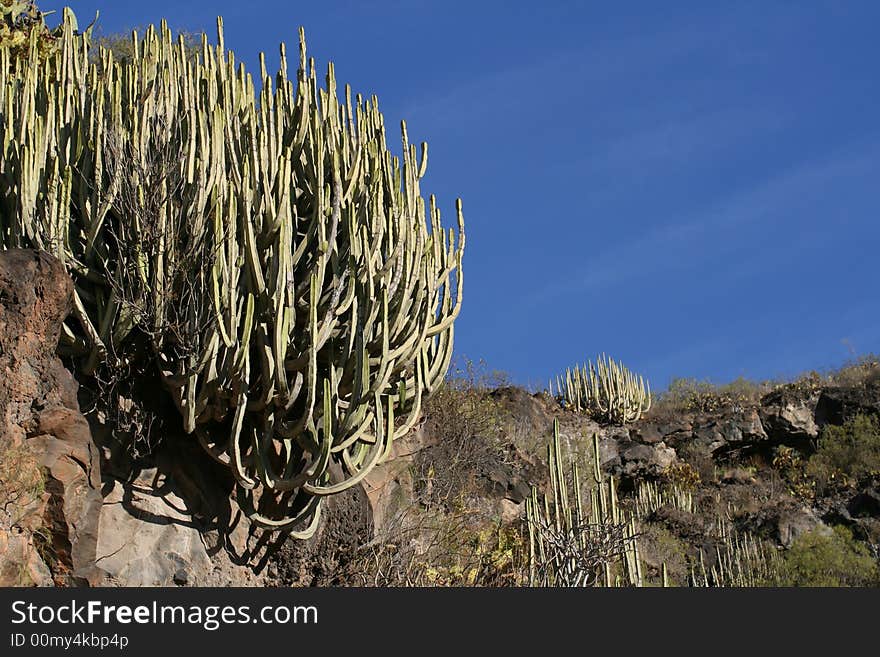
522,138,880,309
399,11,769,129
582,107,788,174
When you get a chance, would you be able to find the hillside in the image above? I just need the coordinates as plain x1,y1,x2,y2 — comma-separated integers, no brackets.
2,248,877,587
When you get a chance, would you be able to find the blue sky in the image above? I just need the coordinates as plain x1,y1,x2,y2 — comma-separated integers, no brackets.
60,1,880,391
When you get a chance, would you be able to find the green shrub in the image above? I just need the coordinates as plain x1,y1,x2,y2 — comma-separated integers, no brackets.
807,414,880,492
639,524,689,586
772,445,816,500
770,526,878,587
824,354,880,389
91,25,202,64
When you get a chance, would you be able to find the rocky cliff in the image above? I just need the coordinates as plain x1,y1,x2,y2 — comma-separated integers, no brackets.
0,250,103,585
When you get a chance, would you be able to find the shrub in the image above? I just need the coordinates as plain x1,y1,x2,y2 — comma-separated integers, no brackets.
91,25,202,64
416,360,511,509
655,376,766,415
675,442,717,485
638,524,689,586
806,414,880,492
770,526,878,587
663,462,703,491
337,509,527,587
829,354,880,388
0,441,44,522
772,445,816,500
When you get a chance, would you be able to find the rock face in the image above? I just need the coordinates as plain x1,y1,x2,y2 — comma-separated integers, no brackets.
759,388,819,443
0,250,104,586
774,506,831,549
95,468,215,587
815,384,880,427
625,393,822,468
91,414,270,587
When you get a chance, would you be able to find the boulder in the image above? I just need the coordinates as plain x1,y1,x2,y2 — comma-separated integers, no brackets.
95,469,213,586
691,422,725,452
596,437,621,474
633,423,664,444
759,389,818,443
615,442,676,480
656,419,693,435
775,507,831,549
848,480,880,519
718,409,768,444
481,462,532,503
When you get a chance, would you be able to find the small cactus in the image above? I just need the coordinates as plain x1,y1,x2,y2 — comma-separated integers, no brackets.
551,354,651,424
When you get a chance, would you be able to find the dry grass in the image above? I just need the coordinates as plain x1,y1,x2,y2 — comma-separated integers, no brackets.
651,377,769,418
0,441,44,525
651,354,880,421
415,359,514,509
336,507,527,586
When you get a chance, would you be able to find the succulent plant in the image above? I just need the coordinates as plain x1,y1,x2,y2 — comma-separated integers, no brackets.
0,9,464,532
551,353,651,424
525,421,642,586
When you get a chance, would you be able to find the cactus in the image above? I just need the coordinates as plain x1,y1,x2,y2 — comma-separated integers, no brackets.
525,421,641,586
634,479,695,518
0,10,464,532
551,353,651,424
689,516,777,587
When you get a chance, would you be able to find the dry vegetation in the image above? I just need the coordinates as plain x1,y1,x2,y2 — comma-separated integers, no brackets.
0,441,44,524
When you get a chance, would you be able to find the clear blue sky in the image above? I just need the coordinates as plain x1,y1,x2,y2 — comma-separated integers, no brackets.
59,1,880,391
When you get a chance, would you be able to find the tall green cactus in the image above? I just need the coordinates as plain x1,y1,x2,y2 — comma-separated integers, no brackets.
0,10,464,532
525,421,641,586
634,479,694,518
551,353,651,424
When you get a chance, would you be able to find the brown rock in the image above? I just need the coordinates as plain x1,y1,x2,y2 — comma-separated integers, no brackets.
0,250,104,586
634,423,664,444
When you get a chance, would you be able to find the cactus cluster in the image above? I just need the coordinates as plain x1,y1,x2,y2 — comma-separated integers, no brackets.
0,10,464,531
525,421,642,587
634,479,695,518
551,354,651,424
689,517,777,587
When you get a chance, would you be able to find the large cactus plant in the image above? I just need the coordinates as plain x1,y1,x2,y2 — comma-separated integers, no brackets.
551,354,651,424
525,421,642,586
0,9,464,533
